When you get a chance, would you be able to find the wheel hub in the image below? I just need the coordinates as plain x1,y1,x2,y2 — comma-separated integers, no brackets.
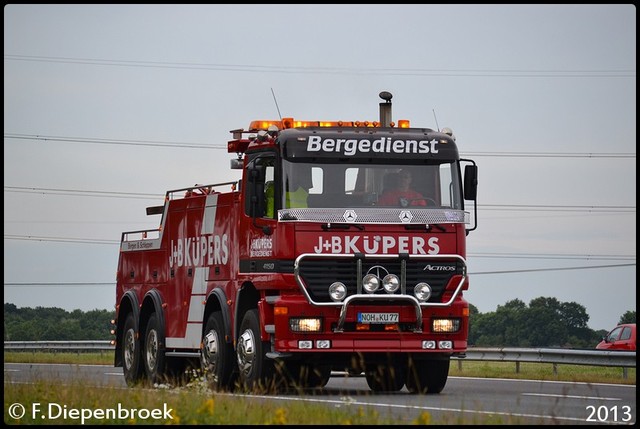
202,330,219,375
124,328,135,369
146,330,158,370
237,329,256,377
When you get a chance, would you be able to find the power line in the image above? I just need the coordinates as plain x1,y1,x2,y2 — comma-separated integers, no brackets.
4,262,636,287
3,234,635,263
4,54,636,78
469,252,636,261
461,152,635,159
4,133,636,159
4,133,226,149
473,263,636,275
4,129,636,273
4,282,114,286
3,235,120,245
4,186,162,200
5,133,635,161
480,204,635,213
4,186,634,213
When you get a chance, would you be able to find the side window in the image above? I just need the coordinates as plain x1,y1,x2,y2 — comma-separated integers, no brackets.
619,327,631,341
309,167,323,194
608,327,622,342
244,154,276,218
345,168,358,194
264,163,275,218
438,164,452,208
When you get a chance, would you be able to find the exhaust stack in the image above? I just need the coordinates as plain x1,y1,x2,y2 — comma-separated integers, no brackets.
379,91,393,127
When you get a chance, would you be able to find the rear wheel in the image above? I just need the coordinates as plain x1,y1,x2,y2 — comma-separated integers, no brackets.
143,313,166,384
122,313,143,386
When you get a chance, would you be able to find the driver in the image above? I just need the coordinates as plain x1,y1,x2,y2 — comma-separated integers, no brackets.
378,169,426,207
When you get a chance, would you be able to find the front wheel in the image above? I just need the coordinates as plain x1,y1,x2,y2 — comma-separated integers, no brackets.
365,361,406,392
236,309,274,391
302,364,331,389
282,362,331,389
405,356,450,394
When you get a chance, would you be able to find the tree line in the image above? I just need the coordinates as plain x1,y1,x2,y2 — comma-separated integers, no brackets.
469,297,635,348
4,299,636,348
4,303,114,341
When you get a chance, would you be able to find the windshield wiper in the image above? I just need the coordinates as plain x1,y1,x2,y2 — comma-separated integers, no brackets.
321,223,365,231
404,224,446,232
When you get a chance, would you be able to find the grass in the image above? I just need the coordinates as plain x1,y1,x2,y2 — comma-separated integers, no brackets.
4,351,635,425
450,360,635,385
4,351,112,366
4,367,541,425
4,379,403,425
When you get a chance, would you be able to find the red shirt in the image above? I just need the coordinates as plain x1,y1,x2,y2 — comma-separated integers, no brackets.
378,189,427,206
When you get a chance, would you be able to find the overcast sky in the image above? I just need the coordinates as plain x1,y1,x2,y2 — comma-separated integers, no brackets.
4,4,636,332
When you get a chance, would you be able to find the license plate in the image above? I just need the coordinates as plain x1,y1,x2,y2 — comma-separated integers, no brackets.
357,312,399,324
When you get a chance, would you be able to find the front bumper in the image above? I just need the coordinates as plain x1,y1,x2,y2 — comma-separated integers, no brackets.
271,295,468,354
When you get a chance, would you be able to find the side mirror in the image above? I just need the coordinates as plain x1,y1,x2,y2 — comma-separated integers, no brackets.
245,162,270,235
230,158,243,170
463,164,478,201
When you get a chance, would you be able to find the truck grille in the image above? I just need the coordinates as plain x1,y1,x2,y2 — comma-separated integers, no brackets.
296,256,464,304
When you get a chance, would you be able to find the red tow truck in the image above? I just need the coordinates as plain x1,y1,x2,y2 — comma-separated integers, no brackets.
114,92,478,393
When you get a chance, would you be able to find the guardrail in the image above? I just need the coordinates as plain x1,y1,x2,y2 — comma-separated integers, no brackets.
4,340,113,351
459,347,636,379
463,347,636,367
4,341,636,378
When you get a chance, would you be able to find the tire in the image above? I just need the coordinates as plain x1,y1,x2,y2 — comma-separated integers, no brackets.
283,362,331,389
302,364,331,389
365,361,406,392
405,356,450,394
143,313,166,384
236,309,274,391
122,313,143,386
201,311,235,391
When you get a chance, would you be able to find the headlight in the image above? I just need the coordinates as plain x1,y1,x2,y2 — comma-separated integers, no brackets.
290,318,322,332
362,274,380,293
382,274,400,293
329,282,347,302
432,318,460,333
414,282,432,302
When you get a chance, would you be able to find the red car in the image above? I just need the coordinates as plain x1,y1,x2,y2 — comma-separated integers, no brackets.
596,323,636,351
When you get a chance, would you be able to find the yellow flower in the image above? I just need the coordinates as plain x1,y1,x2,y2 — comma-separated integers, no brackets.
413,411,431,425
271,408,287,425
197,398,215,416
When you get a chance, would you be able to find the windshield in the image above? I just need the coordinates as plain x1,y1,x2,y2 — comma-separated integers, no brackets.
280,160,463,210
